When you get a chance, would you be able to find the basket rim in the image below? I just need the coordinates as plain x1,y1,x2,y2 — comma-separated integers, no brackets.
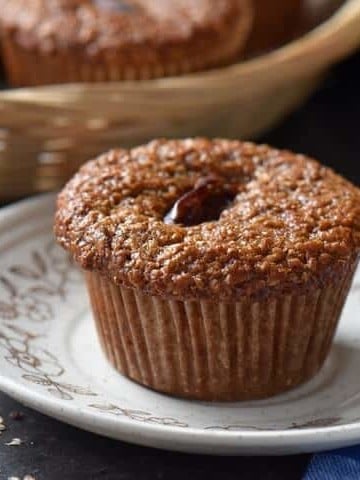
153,0,360,86
1,0,360,98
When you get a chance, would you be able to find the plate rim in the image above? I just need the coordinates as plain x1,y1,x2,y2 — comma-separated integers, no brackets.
2,370,360,456
1,193,360,454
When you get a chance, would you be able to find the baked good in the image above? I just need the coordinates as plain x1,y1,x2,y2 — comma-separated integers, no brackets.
55,138,360,401
246,0,303,56
0,0,253,86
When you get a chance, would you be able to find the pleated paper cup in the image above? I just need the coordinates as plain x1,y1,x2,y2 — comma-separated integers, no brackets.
0,15,251,87
85,261,357,401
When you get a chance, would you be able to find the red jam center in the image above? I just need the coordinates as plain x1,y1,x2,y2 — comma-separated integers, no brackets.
164,176,237,226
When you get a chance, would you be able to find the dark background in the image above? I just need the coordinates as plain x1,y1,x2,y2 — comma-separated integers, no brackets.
0,51,360,480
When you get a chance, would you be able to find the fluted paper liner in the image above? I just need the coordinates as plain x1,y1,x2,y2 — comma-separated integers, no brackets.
85,263,357,401
1,31,246,86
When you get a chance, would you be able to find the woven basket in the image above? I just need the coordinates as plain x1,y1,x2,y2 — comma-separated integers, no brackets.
0,0,360,199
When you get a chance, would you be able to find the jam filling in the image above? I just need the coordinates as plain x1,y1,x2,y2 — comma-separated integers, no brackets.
164,176,237,226
93,0,134,12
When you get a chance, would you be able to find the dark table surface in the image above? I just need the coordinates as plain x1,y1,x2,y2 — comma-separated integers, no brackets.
1,51,360,480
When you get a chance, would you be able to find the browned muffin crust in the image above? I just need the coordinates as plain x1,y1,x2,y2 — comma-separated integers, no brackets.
0,0,252,66
55,139,360,301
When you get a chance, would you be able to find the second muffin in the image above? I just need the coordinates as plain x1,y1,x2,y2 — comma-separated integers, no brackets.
0,0,253,86
55,138,360,401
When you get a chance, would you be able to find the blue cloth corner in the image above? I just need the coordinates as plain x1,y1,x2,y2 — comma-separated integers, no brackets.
304,446,360,479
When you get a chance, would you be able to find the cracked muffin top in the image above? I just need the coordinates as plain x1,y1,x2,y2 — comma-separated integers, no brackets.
0,0,252,63
55,138,360,301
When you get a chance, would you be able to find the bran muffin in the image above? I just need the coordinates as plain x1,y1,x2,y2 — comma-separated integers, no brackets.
55,138,360,401
0,0,253,86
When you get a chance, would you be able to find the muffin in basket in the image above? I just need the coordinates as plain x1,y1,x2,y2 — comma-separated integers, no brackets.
246,0,303,55
55,138,360,401
0,0,253,86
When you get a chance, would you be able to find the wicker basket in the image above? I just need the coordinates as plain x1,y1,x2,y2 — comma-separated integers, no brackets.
0,0,360,199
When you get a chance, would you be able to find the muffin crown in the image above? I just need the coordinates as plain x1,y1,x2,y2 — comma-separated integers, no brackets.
0,0,251,56
55,138,360,300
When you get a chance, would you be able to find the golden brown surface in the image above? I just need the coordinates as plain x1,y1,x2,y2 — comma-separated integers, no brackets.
0,0,252,66
55,138,360,301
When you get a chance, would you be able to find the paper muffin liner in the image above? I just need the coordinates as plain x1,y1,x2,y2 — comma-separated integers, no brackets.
0,27,248,86
85,261,357,401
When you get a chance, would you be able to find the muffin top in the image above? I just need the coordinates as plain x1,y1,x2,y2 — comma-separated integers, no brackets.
55,139,360,301
0,0,251,61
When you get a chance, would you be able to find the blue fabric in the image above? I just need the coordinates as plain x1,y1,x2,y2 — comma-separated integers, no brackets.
304,447,360,479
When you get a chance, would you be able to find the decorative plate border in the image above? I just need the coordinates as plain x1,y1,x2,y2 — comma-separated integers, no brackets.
0,233,360,432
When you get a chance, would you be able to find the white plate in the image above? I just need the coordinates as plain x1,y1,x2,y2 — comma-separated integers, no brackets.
0,194,360,456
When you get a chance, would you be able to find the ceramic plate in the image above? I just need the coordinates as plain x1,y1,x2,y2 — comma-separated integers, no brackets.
1,194,360,455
